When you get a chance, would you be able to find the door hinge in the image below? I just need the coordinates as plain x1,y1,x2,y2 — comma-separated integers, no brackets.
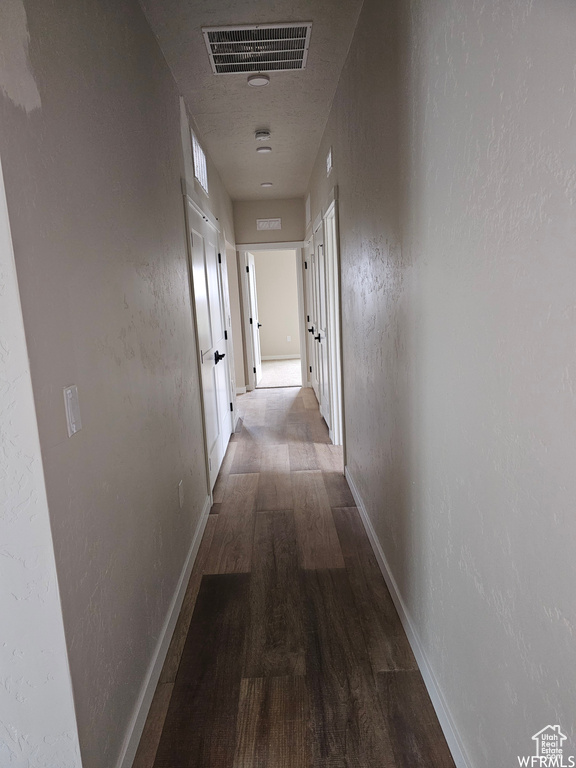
309,366,312,373
218,253,221,263
304,261,308,269
246,265,249,273
249,317,253,324
224,330,228,340
253,367,256,374
230,402,233,412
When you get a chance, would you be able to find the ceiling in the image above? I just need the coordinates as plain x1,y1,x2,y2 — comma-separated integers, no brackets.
139,0,364,200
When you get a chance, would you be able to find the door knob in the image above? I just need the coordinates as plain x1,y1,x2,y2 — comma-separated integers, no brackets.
314,334,321,342
257,322,262,328
308,326,315,334
214,350,226,364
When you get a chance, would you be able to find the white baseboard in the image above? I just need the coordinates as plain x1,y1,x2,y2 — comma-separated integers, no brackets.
261,354,301,360
344,467,471,768
117,494,212,768
235,386,247,395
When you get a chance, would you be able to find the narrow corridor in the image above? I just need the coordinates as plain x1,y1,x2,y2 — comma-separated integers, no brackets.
134,387,455,768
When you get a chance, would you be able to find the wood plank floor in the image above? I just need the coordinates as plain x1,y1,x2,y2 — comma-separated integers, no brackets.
133,387,455,768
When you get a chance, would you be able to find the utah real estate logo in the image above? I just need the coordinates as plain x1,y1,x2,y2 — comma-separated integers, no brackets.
518,725,575,767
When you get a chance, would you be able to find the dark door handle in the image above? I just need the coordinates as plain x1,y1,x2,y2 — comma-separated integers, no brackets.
314,334,321,342
257,322,262,328
308,326,315,334
214,350,226,364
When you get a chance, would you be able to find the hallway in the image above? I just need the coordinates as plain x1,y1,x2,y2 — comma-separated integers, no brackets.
3,1,576,765
133,387,454,768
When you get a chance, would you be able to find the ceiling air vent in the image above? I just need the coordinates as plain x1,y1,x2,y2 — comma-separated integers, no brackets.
202,23,312,75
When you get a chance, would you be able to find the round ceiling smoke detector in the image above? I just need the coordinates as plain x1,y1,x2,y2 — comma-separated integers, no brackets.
247,74,270,87
255,129,271,141
256,146,272,153
261,182,273,187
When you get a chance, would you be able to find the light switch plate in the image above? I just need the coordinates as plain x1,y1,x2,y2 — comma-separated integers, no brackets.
63,385,82,437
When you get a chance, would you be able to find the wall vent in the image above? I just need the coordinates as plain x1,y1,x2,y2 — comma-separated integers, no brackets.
203,23,312,75
256,218,282,231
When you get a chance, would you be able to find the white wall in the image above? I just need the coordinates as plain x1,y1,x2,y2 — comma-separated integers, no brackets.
0,154,82,767
233,198,305,244
0,1,233,766
253,250,301,359
307,0,576,766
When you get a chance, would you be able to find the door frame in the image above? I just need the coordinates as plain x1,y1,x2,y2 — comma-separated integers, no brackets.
237,241,306,391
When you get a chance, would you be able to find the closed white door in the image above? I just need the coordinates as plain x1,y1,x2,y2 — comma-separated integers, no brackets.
305,245,319,396
316,242,331,428
246,253,262,386
220,242,237,431
312,226,331,427
188,201,230,489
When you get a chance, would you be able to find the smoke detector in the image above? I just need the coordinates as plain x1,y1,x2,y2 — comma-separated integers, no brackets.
247,74,270,87
255,129,271,141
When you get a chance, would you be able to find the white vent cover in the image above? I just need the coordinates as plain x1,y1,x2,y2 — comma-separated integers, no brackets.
203,23,312,75
257,218,282,231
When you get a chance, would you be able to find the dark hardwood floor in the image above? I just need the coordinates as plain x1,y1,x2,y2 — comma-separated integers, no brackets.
133,386,455,768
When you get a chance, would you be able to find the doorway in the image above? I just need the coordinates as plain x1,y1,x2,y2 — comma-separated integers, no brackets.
241,247,306,390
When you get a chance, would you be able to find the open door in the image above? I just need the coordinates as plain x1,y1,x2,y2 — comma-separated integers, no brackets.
186,198,231,489
246,252,262,387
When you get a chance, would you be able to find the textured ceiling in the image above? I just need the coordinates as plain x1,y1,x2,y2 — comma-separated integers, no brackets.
139,0,364,200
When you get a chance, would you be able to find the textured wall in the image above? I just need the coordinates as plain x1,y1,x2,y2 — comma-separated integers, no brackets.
307,0,576,765
254,250,300,358
233,198,305,244
0,1,233,766
0,156,81,767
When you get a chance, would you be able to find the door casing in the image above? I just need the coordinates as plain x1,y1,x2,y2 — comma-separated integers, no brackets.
238,242,307,391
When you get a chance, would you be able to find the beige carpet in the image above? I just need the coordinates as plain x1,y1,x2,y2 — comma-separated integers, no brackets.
257,358,302,388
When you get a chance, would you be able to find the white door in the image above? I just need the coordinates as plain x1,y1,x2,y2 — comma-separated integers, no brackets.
316,242,331,428
187,201,230,489
312,226,331,427
219,242,237,433
246,253,262,386
323,202,343,445
305,244,318,394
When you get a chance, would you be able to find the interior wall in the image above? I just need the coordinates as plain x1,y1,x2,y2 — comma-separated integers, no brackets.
0,155,82,767
0,1,233,766
306,0,576,766
253,250,300,359
233,198,305,244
